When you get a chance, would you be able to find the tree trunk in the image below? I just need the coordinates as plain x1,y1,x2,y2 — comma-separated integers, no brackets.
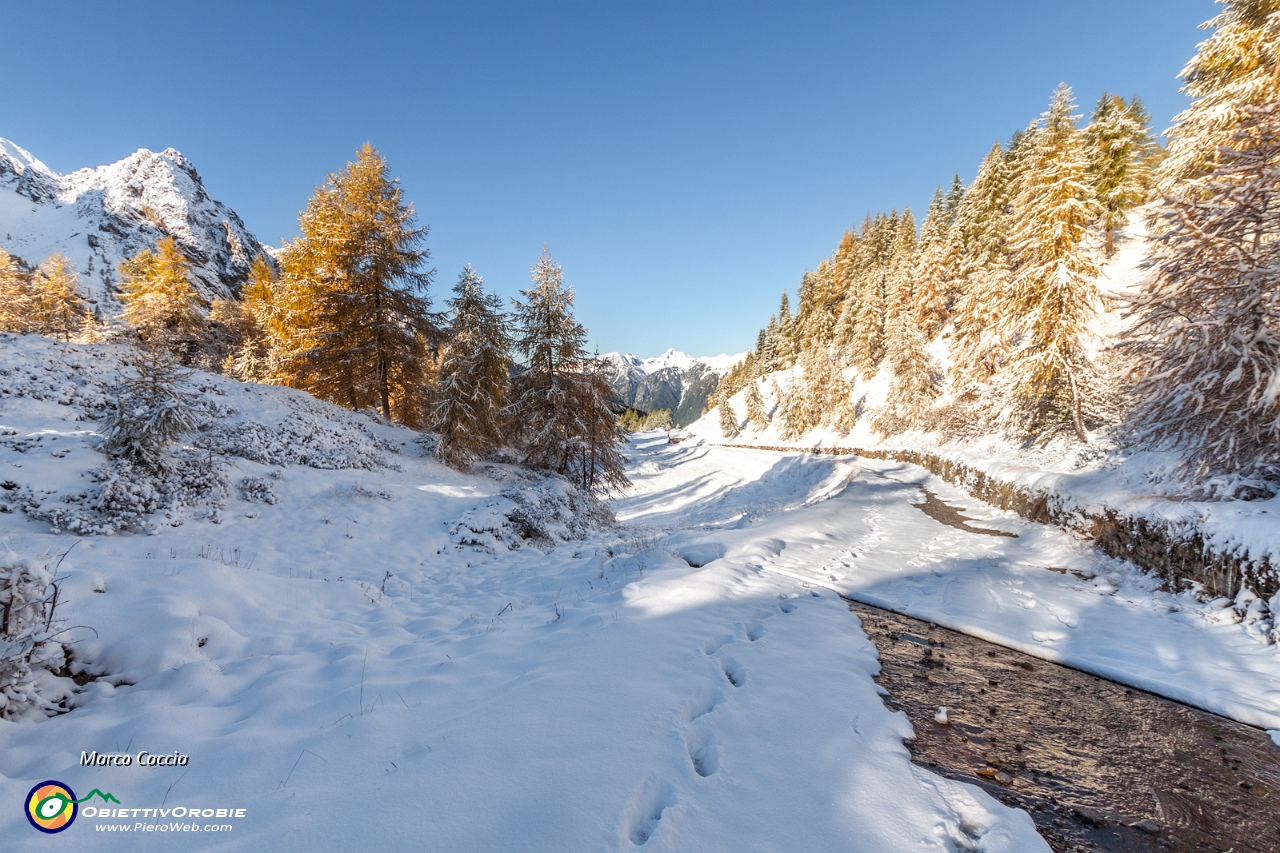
1104,225,1114,257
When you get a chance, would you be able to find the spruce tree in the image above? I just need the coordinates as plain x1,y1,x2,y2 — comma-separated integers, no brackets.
431,265,512,469
116,236,203,351
775,292,795,367
1124,101,1280,495
510,247,627,491
100,344,200,471
885,309,937,417
1084,93,1157,254
280,144,437,424
1005,84,1100,441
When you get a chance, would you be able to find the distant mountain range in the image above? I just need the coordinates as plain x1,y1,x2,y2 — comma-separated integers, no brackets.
0,138,267,308
599,349,745,427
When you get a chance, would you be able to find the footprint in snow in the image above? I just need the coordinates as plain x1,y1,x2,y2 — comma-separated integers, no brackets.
721,657,745,688
744,621,766,642
619,778,678,848
702,634,734,655
682,729,720,778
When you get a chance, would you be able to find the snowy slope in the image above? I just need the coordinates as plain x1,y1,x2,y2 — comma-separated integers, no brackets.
0,138,267,307
0,335,1045,851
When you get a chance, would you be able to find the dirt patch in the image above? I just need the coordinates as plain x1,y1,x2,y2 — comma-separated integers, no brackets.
846,598,1280,853
912,488,1018,537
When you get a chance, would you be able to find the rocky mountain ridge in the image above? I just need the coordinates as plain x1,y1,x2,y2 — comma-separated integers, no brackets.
0,138,267,307
600,349,745,427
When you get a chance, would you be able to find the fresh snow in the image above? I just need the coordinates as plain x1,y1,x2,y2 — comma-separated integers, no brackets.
0,336,1045,850
2,332,1278,849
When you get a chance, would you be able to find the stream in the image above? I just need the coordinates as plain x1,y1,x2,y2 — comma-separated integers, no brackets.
848,599,1280,852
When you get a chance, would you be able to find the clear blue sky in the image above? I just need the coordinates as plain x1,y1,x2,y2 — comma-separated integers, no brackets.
2,1,1214,358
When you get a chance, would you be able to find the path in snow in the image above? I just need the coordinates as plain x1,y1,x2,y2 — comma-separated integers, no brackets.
617,436,1280,733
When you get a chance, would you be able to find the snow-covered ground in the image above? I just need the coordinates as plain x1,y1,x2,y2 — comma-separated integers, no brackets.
0,338,1044,851
3,335,1278,850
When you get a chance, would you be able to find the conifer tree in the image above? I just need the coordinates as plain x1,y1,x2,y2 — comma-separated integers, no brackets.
100,344,200,471
116,236,203,351
885,309,937,417
744,378,769,428
1005,84,1100,441
716,386,740,439
1125,101,1280,495
280,144,436,423
775,292,795,367
1160,0,1280,186
510,247,627,491
0,249,34,334
914,191,950,337
777,376,813,441
848,266,885,376
431,265,512,469
28,253,88,341
1084,93,1157,254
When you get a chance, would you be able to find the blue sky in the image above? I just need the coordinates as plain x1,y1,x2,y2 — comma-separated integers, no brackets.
2,1,1213,357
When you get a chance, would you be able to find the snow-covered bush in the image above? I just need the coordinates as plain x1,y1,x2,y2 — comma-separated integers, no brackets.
0,549,69,720
238,476,279,505
449,476,613,552
20,454,228,535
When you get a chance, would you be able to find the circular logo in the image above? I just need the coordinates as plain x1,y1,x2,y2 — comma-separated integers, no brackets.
25,781,77,833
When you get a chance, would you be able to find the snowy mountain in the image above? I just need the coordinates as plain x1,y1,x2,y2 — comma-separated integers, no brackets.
0,138,267,307
600,348,745,426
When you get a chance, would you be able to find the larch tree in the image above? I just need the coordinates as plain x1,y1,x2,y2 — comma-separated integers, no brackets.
1159,0,1280,186
431,265,512,469
716,385,740,439
744,378,769,428
1084,93,1157,254
116,236,204,352
509,247,627,492
1124,101,1280,496
1004,84,1101,442
0,249,34,334
914,190,951,338
280,143,437,424
28,253,89,341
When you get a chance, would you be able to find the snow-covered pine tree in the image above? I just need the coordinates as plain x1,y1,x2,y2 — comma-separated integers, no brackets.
431,265,512,469
716,385,740,439
1084,93,1157,254
0,249,34,334
510,247,628,491
279,144,437,424
885,299,937,419
100,344,200,471
801,344,852,429
883,208,917,327
777,374,813,441
950,265,1014,391
1160,0,1280,186
914,191,950,338
116,236,204,353
1124,101,1280,496
1004,84,1101,442
762,315,781,371
744,378,769,428
775,292,796,367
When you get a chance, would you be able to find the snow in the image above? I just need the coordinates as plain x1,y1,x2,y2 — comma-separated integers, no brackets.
0,336,1046,850
602,348,746,376
4,332,1278,848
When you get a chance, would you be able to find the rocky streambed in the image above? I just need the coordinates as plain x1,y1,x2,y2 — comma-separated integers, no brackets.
848,599,1280,853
